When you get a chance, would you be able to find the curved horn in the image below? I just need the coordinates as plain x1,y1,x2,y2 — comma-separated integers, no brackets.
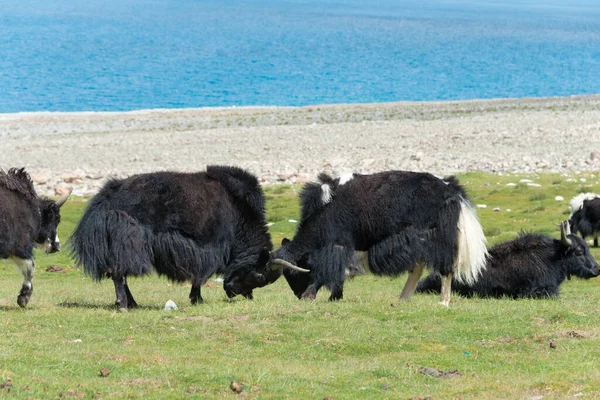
271,258,310,273
560,221,572,246
55,188,73,208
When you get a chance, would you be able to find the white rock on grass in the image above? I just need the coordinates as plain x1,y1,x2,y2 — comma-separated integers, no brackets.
164,300,178,311
527,183,542,187
519,179,534,183
555,196,564,201
477,204,487,209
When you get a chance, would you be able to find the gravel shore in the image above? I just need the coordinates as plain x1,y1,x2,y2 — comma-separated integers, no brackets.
1,95,599,197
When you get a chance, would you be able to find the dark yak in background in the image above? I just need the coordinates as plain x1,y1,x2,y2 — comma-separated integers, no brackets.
0,168,71,307
69,165,303,310
268,171,489,306
569,193,600,247
416,222,599,299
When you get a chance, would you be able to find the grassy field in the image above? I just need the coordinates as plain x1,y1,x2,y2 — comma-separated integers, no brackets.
1,172,600,399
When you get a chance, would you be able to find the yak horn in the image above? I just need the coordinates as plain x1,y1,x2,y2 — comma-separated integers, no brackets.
271,258,310,273
55,188,73,208
560,221,572,246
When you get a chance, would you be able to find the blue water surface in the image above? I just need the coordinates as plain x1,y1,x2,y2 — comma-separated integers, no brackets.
1,0,599,112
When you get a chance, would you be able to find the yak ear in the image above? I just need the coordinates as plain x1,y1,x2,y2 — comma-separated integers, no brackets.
281,238,291,247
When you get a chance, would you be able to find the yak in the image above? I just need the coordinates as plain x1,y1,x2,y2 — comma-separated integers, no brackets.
569,193,600,247
69,166,304,310
416,221,599,299
268,171,489,306
0,168,71,307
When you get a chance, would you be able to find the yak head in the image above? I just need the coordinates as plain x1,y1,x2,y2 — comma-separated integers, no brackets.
271,238,313,299
224,240,312,299
223,249,274,299
559,221,600,280
36,189,72,254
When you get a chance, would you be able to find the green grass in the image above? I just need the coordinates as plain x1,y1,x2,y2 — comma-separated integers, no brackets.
1,172,600,399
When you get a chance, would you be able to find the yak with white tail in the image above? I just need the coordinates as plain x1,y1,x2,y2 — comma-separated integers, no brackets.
569,193,600,247
267,170,488,306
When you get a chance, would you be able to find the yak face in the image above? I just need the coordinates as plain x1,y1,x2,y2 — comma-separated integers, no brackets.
223,248,275,299
36,198,66,254
562,234,600,279
277,238,312,299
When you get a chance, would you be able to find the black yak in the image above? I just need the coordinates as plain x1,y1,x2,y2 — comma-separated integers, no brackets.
416,222,599,299
69,166,305,310
569,193,600,247
268,171,488,306
0,168,71,307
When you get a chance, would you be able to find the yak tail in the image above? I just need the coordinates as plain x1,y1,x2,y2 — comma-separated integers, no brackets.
68,200,152,281
453,198,488,285
206,165,265,217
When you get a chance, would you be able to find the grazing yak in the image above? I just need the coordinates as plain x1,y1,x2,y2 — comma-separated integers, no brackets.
0,168,71,307
416,222,600,299
268,171,488,306
69,166,304,310
569,193,600,247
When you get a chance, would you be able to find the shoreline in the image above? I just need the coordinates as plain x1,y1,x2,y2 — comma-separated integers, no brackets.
1,95,599,196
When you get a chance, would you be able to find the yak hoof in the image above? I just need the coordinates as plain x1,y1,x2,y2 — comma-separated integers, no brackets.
438,300,450,308
117,307,129,313
300,292,317,301
17,294,30,308
190,297,204,305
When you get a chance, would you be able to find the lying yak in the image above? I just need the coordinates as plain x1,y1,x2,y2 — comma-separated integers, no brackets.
0,168,71,307
569,193,600,247
69,166,305,310
416,221,599,299
268,171,489,306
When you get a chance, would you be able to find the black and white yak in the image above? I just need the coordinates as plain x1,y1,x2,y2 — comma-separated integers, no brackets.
0,168,71,307
69,166,304,310
268,171,489,306
569,193,600,247
416,222,599,299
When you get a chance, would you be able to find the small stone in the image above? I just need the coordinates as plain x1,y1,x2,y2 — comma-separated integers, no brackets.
164,300,178,311
493,207,500,212
230,381,242,394
54,183,73,196
555,196,564,201
99,368,110,377
476,204,487,209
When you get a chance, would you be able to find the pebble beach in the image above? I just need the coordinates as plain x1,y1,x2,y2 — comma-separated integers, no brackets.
1,95,599,197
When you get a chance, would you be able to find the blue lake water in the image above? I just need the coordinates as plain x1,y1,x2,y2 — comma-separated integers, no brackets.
1,0,600,112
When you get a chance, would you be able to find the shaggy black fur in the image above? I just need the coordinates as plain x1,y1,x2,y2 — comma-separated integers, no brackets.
0,168,67,307
272,171,481,301
68,166,273,309
570,197,600,247
416,232,600,299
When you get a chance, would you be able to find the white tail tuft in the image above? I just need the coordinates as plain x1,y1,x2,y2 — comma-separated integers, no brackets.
453,200,488,285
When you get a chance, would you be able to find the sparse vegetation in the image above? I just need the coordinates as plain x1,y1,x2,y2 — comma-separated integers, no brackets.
1,172,599,398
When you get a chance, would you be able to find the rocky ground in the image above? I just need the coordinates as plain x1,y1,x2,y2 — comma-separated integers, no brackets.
1,95,599,197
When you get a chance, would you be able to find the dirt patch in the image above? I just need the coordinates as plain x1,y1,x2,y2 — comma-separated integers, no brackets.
417,367,463,378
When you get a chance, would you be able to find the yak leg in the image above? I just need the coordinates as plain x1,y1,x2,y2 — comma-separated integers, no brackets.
329,283,344,301
301,283,322,300
123,277,138,309
594,233,598,248
113,277,129,311
14,258,35,308
439,273,453,307
399,261,425,300
189,283,203,305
